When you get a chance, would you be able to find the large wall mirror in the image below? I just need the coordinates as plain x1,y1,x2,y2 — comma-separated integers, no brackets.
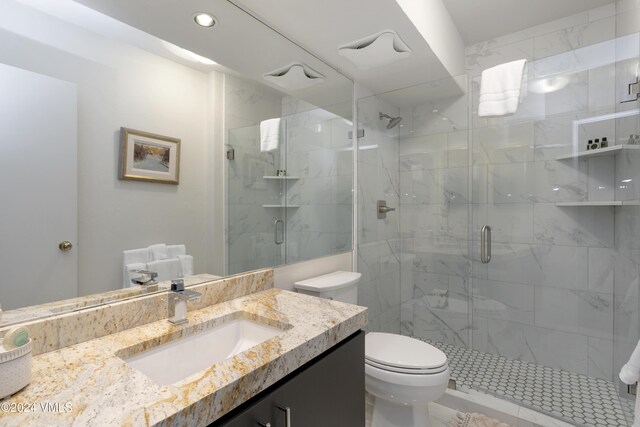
0,0,353,324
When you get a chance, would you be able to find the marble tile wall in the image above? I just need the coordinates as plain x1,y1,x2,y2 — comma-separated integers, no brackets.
397,77,472,347
226,86,353,274
357,94,402,333
283,98,353,265
225,75,284,275
399,1,640,383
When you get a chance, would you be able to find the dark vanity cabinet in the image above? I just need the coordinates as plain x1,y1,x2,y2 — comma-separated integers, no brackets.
213,331,365,427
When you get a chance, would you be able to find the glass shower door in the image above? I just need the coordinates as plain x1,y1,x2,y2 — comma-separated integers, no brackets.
226,123,286,275
613,1,640,422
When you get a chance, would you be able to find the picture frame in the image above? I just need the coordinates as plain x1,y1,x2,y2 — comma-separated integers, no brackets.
119,127,181,184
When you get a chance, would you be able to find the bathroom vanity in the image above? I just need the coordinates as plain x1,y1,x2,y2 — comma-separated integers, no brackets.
215,331,364,426
0,273,367,427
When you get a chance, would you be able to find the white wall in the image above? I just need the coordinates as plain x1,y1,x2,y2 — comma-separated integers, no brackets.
0,1,213,296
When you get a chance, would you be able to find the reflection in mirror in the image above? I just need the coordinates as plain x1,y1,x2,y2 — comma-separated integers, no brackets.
0,0,353,324
225,81,353,274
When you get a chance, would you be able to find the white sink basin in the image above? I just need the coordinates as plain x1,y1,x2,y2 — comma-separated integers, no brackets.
122,316,284,385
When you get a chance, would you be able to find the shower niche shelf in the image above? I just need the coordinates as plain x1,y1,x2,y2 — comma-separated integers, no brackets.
263,175,300,180
262,204,300,208
555,144,640,160
555,144,640,207
556,201,640,206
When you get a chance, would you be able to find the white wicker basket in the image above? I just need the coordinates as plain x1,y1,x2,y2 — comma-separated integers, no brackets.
0,339,32,400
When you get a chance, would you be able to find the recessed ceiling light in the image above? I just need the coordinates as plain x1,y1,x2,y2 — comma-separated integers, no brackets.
194,13,215,27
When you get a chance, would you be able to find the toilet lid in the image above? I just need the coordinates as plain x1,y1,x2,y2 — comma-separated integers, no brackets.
365,332,447,371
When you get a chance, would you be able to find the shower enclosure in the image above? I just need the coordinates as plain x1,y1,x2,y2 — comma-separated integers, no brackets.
357,2,640,425
225,87,353,276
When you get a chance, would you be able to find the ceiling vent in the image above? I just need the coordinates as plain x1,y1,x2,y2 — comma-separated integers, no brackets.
263,63,325,91
338,30,412,70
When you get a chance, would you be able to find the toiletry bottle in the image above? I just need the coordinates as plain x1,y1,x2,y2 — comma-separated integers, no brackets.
602,137,608,148
587,139,593,150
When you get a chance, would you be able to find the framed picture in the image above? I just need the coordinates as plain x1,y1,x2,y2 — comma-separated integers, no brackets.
119,127,181,184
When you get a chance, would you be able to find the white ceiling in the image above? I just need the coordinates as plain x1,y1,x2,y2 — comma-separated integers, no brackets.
67,0,618,99
69,0,354,111
442,0,613,44
230,0,456,95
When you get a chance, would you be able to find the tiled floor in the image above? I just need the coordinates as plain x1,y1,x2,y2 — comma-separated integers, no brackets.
425,339,634,427
365,393,458,427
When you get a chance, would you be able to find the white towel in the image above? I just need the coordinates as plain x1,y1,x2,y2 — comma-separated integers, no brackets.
123,248,151,265
123,262,147,288
621,340,640,427
177,255,193,277
147,259,179,282
478,59,528,117
167,244,186,258
260,118,281,152
149,244,168,260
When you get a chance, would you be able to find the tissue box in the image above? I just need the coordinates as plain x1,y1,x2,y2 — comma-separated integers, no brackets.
0,339,32,399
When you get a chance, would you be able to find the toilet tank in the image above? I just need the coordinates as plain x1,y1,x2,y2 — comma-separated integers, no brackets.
293,271,361,304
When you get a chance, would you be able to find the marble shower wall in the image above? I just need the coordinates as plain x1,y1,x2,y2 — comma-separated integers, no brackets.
227,86,353,274
396,78,471,347
400,1,640,382
283,98,353,264
357,94,402,333
225,75,284,275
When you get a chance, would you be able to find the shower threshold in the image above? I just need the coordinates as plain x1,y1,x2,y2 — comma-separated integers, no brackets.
423,339,633,427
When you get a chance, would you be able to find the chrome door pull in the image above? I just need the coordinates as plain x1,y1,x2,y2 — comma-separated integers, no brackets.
277,405,291,427
377,200,396,219
480,225,491,264
274,219,284,245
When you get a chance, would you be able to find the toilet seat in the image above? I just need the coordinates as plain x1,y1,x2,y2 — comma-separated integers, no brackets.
365,358,448,374
365,332,448,375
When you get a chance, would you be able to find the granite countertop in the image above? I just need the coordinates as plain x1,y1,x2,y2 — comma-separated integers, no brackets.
0,274,222,327
0,288,367,426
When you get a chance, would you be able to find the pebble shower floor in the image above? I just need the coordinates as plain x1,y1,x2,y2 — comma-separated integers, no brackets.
425,339,634,427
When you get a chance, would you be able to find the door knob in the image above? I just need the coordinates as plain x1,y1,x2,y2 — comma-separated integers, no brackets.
58,241,73,252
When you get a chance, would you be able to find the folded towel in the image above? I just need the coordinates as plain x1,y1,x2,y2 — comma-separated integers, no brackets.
620,339,640,385
260,118,281,152
177,255,193,277
620,340,640,427
123,262,147,288
478,59,527,117
147,259,179,282
149,244,168,260
449,412,512,427
123,248,151,265
167,244,186,258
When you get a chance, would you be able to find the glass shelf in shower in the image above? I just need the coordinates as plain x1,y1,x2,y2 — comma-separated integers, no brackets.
555,144,640,160
262,204,301,208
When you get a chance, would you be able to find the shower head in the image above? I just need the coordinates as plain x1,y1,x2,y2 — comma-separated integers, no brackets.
379,112,403,129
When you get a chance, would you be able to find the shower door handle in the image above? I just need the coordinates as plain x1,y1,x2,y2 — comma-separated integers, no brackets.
274,219,284,245
480,225,491,264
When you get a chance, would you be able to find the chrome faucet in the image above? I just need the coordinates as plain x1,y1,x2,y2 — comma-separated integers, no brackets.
130,269,159,293
130,269,158,286
168,279,201,325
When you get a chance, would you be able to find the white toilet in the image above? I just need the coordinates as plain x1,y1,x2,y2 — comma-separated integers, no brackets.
294,271,450,427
